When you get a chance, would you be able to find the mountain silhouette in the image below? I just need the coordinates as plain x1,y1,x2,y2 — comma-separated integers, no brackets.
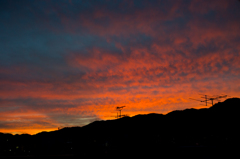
0,98,239,158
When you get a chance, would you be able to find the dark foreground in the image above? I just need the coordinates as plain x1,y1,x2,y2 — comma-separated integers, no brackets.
0,147,238,159
1,98,240,158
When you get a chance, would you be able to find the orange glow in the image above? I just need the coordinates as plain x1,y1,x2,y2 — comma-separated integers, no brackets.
1,0,240,135
0,128,57,135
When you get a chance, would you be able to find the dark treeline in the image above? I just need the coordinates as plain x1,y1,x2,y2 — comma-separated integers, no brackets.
0,98,240,158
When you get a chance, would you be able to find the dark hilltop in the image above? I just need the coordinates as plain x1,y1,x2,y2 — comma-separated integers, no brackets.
1,98,240,158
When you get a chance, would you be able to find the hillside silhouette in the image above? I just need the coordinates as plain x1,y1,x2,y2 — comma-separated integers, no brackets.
0,98,240,158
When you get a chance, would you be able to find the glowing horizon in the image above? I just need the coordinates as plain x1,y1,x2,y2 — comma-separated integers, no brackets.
0,0,240,135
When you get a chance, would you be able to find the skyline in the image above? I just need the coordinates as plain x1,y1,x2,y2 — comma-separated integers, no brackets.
0,0,240,135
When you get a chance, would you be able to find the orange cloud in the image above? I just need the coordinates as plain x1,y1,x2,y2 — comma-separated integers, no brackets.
1,0,240,134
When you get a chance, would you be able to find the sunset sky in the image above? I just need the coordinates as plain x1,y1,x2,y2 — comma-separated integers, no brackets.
0,0,240,135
